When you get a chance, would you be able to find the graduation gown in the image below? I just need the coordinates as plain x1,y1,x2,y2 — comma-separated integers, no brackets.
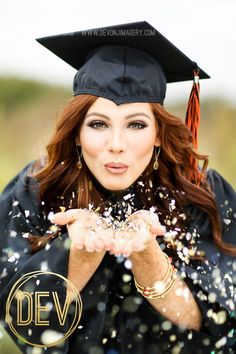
0,163,235,354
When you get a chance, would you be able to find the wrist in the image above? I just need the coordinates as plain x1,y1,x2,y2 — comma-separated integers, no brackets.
134,253,177,299
129,239,161,262
129,242,169,281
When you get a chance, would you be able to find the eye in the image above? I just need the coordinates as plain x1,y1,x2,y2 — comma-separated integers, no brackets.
87,120,108,129
128,121,147,129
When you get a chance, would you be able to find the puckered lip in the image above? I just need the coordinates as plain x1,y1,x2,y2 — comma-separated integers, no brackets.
104,162,129,168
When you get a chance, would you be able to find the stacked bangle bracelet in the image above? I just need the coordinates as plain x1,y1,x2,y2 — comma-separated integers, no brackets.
134,253,177,299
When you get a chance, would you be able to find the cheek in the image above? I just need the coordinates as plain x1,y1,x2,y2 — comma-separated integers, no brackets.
131,131,156,156
79,129,105,155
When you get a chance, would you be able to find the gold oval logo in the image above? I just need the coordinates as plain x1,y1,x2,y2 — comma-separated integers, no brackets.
6,271,83,347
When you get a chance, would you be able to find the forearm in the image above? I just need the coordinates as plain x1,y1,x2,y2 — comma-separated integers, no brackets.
67,245,106,298
129,242,202,331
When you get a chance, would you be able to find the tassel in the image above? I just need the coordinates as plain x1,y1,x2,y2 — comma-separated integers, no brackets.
186,69,200,149
185,69,202,185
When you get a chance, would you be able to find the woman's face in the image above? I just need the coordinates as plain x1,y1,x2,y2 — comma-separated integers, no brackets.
78,97,160,191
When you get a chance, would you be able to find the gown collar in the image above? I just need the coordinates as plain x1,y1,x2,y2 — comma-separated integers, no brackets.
90,175,144,221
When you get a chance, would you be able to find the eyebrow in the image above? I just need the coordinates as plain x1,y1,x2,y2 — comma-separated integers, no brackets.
84,112,151,120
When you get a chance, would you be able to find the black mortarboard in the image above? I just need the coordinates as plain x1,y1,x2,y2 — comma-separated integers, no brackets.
36,21,209,106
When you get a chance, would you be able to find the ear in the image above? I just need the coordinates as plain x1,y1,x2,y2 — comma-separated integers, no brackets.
154,134,161,147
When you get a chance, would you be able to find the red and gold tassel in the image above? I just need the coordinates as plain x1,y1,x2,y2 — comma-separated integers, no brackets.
186,69,200,150
185,69,202,185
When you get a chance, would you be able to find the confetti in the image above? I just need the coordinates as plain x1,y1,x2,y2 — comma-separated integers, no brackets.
10,231,17,238
124,259,132,270
24,210,30,218
40,330,64,345
40,261,48,271
161,320,172,331
208,292,217,303
215,336,227,349
122,274,132,282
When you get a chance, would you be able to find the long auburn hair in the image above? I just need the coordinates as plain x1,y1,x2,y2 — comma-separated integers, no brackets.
31,94,236,256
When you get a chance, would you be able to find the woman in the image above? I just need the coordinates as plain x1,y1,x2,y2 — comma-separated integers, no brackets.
0,21,235,354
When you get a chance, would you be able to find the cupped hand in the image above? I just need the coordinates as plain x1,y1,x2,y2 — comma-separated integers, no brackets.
51,208,166,257
109,210,166,257
52,209,114,253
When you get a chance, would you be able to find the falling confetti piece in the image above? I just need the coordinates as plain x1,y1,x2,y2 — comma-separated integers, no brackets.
223,218,231,225
215,336,227,348
24,210,30,218
40,329,64,345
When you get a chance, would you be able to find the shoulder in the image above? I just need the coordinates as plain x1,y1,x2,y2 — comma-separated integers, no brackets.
206,169,236,245
0,161,39,206
206,169,236,209
207,169,235,193
0,161,49,235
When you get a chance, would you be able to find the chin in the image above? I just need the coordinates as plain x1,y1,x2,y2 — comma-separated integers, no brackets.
107,187,127,192
102,182,132,192
99,175,139,192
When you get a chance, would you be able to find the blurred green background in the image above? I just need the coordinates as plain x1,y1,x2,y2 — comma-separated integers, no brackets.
0,76,235,192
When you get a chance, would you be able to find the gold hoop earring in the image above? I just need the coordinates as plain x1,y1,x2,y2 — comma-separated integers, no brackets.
76,145,83,170
153,146,161,170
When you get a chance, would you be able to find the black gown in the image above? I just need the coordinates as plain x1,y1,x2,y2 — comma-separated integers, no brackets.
0,162,235,354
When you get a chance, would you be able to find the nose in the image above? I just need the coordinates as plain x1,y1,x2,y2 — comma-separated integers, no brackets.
107,129,127,154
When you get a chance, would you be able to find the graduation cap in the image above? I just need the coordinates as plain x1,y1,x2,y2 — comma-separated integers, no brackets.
36,21,209,176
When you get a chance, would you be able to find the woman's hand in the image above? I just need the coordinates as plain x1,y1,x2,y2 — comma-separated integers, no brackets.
110,210,166,257
52,209,114,253
51,208,166,257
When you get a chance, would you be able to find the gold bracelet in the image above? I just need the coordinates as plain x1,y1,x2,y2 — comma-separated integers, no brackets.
134,273,176,299
134,253,177,299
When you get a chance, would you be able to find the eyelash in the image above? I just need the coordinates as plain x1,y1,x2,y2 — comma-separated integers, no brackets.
88,121,107,129
87,120,147,130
